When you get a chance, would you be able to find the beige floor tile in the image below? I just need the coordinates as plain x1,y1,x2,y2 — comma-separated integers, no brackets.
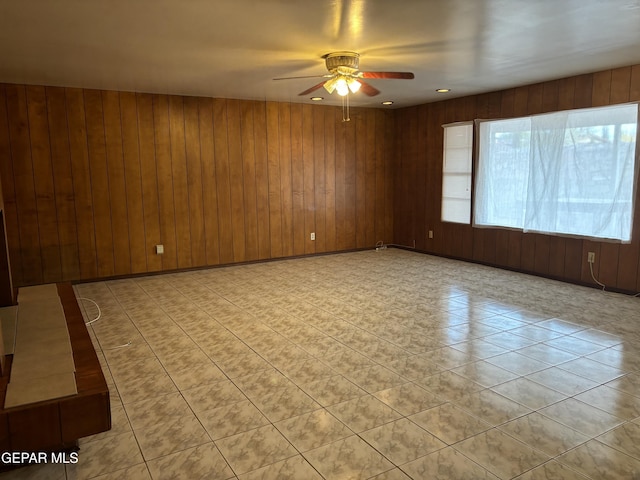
491,377,567,410
238,455,322,480
454,429,550,479
575,385,640,420
452,360,519,387
360,418,446,464
274,409,352,452
67,432,144,479
198,399,270,440
303,435,394,480
513,460,591,480
215,424,298,475
401,446,500,480
299,374,367,406
499,412,589,456
327,394,402,433
597,422,640,460
485,351,551,376
88,463,152,480
374,382,445,416
557,440,640,479
0,463,66,480
134,414,211,461
539,398,624,437
454,390,532,427
67,250,640,479
410,402,492,445
526,367,599,396
146,442,234,480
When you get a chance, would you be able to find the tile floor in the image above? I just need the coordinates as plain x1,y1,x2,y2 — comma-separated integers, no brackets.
5,248,640,479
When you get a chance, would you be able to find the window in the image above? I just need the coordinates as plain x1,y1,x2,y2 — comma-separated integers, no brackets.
442,122,473,223
474,104,638,242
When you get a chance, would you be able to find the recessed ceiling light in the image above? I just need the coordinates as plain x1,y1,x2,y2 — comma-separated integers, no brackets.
381,101,394,105
310,97,324,101
436,88,451,93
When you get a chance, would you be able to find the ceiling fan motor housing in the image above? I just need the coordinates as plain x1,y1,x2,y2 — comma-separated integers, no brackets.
324,52,360,74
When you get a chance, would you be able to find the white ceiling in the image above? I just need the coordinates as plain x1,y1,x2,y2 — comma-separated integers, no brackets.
1,0,640,109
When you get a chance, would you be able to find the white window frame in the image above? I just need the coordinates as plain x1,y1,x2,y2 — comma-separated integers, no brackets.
442,122,473,224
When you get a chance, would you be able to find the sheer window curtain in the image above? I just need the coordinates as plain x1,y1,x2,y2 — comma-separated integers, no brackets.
474,104,638,242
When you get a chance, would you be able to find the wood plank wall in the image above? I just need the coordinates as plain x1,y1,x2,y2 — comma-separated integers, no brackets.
394,64,640,292
0,85,394,286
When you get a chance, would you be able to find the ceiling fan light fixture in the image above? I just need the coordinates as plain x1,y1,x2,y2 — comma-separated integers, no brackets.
336,77,349,96
348,79,361,94
323,77,338,94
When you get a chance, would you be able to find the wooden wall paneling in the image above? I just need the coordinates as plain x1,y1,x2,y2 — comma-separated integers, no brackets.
118,92,147,274
363,111,376,248
396,108,413,248
102,90,131,276
26,86,62,283
374,109,387,246
0,85,22,287
343,114,357,249
168,95,193,269
301,104,316,254
182,97,206,267
84,89,115,278
631,65,640,101
197,97,221,266
135,93,162,272
334,108,347,250
6,85,42,285
152,95,178,270
119,92,148,273
574,74,594,108
239,100,259,262
412,106,427,252
252,101,271,260
323,107,337,252
354,110,367,248
65,88,98,279
45,87,81,281
289,103,305,256
212,98,235,264
226,99,246,263
383,110,394,243
313,106,326,251
278,102,294,257
266,101,283,258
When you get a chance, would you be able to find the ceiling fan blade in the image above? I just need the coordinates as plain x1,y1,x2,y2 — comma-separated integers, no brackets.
358,81,381,97
298,81,327,96
360,71,415,79
273,74,330,81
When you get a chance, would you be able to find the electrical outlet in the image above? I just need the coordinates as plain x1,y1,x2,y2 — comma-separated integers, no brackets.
428,230,433,239
588,251,595,263
310,232,315,241
156,244,164,255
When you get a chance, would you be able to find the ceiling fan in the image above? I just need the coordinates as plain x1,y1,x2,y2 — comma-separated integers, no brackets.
274,51,415,97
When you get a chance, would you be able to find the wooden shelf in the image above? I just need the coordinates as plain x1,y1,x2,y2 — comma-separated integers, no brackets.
0,283,110,452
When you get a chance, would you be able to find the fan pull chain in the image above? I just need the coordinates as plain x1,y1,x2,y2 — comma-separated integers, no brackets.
342,92,351,122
